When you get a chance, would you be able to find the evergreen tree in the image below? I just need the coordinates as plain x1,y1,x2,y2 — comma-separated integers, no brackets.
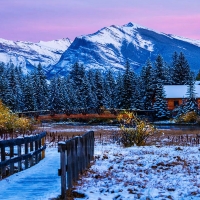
23,75,35,111
140,60,154,110
0,62,6,101
4,63,18,111
153,79,169,119
49,77,66,111
115,72,123,109
172,52,191,84
94,70,105,108
80,75,96,109
31,63,49,111
69,62,86,108
183,72,198,113
120,61,136,109
196,70,200,81
104,70,116,108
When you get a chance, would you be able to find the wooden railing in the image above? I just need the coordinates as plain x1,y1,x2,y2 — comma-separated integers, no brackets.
58,131,94,199
0,132,46,179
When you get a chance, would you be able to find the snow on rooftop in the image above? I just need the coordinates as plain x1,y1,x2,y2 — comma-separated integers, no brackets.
164,85,200,98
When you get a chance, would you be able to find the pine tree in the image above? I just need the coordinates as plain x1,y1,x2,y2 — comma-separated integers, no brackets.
184,72,198,113
49,77,66,112
120,61,136,109
69,62,86,108
94,70,105,108
196,70,200,81
3,63,19,111
104,70,116,108
23,75,35,111
115,72,123,108
31,63,49,111
80,75,96,109
0,62,6,101
153,79,169,119
140,60,154,110
154,55,170,85
172,52,191,84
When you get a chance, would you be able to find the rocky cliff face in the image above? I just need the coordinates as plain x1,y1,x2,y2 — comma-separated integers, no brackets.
1,22,200,77
0,37,71,74
50,22,200,76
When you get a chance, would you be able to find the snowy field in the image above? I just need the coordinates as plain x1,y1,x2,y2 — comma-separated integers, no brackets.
1,134,200,199
74,142,200,200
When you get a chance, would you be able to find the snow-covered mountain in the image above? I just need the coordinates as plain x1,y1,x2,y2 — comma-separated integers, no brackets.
1,22,200,77
0,38,71,74
49,22,200,77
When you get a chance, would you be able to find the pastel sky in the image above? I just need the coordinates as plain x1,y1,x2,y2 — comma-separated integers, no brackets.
0,0,200,42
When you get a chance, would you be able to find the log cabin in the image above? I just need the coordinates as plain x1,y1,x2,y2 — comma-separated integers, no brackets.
164,85,200,110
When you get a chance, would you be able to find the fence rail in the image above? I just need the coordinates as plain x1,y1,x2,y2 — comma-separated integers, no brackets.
58,131,94,199
0,132,46,179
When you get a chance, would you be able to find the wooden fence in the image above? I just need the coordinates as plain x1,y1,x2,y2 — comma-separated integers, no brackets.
58,131,94,199
0,132,46,179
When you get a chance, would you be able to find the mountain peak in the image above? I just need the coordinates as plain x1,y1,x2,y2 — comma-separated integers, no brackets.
123,22,147,30
125,22,134,27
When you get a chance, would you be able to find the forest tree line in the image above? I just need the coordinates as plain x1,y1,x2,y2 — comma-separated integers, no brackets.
0,52,198,119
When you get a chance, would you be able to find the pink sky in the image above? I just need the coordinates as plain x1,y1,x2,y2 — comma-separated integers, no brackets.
0,0,200,42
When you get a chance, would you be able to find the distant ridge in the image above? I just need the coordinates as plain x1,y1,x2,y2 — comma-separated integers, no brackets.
1,22,200,77
50,22,200,77
0,37,71,74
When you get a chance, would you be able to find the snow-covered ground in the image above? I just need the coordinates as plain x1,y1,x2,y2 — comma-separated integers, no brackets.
74,142,200,200
0,148,60,200
1,139,200,199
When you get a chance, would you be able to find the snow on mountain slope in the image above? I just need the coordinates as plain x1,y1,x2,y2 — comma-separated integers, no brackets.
2,22,200,77
50,22,200,77
0,38,71,74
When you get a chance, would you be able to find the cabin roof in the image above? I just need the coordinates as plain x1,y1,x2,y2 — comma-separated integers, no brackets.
164,85,200,98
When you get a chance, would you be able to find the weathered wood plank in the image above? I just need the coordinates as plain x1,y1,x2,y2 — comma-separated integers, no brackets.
58,131,94,197
0,132,46,147
0,145,46,168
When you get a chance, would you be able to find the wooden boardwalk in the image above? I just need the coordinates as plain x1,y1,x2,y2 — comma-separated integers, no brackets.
0,148,60,200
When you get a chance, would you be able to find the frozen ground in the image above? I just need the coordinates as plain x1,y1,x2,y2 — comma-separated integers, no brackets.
0,148,60,200
74,143,200,200
1,139,200,199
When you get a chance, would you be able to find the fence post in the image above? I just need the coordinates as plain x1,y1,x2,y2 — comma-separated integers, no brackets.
0,132,46,179
58,143,67,199
58,131,95,198
17,143,22,172
67,141,73,191
35,140,39,164
42,137,45,159
38,138,42,161
10,145,14,175
25,141,29,169
30,141,33,166
0,146,6,178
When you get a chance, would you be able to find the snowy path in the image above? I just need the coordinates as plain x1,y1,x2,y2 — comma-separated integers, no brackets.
0,148,60,200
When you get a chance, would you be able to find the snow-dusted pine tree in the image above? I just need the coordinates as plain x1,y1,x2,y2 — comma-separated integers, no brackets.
140,60,154,110
104,70,116,108
171,52,191,85
121,61,136,109
31,63,49,111
94,70,105,108
153,79,170,119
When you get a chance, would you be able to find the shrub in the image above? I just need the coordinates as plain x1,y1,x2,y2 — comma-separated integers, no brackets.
117,112,157,147
0,100,35,136
176,111,198,123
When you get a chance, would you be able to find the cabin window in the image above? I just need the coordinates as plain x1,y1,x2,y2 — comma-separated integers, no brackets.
174,101,179,107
